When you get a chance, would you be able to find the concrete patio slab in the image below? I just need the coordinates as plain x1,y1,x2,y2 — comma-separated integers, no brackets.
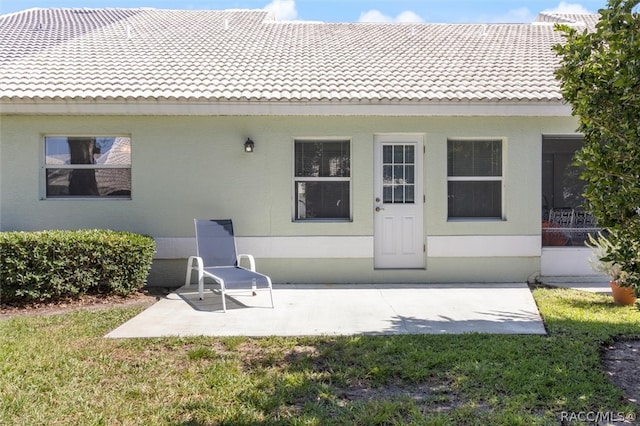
106,283,546,338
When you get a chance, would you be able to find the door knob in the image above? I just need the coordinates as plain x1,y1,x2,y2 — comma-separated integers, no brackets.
375,206,384,212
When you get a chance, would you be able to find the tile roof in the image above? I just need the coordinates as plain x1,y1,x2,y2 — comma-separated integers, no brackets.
0,8,598,106
534,12,599,30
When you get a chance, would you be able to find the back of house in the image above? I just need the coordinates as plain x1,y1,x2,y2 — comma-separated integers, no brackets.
0,7,604,286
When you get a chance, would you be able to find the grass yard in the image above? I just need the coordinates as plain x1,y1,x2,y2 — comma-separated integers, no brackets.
1,288,639,425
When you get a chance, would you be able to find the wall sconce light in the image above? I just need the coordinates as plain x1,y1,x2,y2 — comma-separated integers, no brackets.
244,138,255,153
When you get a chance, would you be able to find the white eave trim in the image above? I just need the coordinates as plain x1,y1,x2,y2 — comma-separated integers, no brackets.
0,99,573,116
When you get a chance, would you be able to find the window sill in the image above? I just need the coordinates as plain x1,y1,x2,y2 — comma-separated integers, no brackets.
42,197,132,201
447,217,505,222
293,219,353,223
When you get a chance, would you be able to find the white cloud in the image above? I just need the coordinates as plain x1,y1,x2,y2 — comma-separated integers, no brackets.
543,2,592,14
358,9,388,23
474,7,535,23
395,11,425,23
359,9,424,23
263,0,298,21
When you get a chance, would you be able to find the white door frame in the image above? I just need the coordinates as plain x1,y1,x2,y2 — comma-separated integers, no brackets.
373,134,425,269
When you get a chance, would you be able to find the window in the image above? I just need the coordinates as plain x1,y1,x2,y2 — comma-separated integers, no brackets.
44,136,131,198
294,140,350,220
382,144,415,204
447,139,502,218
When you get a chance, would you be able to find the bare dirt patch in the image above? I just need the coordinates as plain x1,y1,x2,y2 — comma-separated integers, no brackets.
0,288,162,320
603,340,640,407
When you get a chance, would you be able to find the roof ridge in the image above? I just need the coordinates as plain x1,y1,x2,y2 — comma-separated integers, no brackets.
534,11,596,24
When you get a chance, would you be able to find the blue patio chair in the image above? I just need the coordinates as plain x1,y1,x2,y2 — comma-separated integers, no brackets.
185,219,274,312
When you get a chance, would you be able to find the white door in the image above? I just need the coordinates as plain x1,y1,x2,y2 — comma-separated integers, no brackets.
374,134,425,269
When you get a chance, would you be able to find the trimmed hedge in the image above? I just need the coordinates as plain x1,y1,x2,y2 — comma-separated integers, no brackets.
0,230,156,305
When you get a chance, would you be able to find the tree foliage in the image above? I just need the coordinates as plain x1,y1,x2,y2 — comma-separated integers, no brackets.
554,0,640,294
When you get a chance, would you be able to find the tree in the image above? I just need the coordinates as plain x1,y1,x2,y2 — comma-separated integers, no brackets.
554,0,640,296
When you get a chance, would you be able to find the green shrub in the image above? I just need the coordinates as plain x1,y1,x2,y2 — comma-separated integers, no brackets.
0,230,156,305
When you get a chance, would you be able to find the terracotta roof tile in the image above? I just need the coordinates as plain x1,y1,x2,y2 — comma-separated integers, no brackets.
0,8,599,104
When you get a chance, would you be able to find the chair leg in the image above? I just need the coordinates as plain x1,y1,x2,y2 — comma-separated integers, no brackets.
219,279,227,313
267,277,274,309
198,274,204,300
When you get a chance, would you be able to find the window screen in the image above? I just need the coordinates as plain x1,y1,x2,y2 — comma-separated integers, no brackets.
294,140,350,220
447,139,502,218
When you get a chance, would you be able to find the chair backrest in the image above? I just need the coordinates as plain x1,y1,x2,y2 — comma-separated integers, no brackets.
573,210,596,227
194,219,238,267
548,208,574,227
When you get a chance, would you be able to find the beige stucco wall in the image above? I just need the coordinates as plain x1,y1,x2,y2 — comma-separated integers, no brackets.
0,114,580,285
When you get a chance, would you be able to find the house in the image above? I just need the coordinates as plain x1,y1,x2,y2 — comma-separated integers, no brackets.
0,8,604,287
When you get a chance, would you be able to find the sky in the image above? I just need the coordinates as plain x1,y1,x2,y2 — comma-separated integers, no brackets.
0,0,608,23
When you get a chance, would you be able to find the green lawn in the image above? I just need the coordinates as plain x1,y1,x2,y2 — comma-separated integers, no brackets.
1,288,639,425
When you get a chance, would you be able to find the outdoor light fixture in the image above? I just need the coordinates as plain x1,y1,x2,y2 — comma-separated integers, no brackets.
244,138,255,153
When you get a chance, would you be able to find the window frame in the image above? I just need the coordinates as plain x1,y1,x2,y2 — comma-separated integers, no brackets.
381,143,417,205
41,134,132,200
446,137,505,220
292,138,352,222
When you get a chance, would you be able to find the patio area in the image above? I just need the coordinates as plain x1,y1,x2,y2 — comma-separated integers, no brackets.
106,283,547,338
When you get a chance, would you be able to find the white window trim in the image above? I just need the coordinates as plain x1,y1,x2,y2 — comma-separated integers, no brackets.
447,176,502,182
41,134,132,200
446,138,505,220
292,137,352,222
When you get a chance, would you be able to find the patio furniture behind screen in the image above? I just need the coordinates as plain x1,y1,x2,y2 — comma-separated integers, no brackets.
548,208,574,228
185,219,274,312
542,208,600,246
572,210,599,245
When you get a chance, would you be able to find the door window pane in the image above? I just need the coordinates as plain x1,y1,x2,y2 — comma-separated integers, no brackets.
383,145,393,163
405,165,415,184
404,146,414,164
382,144,416,204
383,165,393,185
404,185,415,203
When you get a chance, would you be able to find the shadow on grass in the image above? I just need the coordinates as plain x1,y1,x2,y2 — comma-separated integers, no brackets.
376,309,546,335
161,289,640,424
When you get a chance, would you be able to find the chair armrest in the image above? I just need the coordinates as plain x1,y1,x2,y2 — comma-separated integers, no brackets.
237,254,256,271
186,256,205,299
186,256,203,284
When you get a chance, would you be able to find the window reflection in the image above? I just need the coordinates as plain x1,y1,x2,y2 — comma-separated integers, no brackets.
44,136,131,198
